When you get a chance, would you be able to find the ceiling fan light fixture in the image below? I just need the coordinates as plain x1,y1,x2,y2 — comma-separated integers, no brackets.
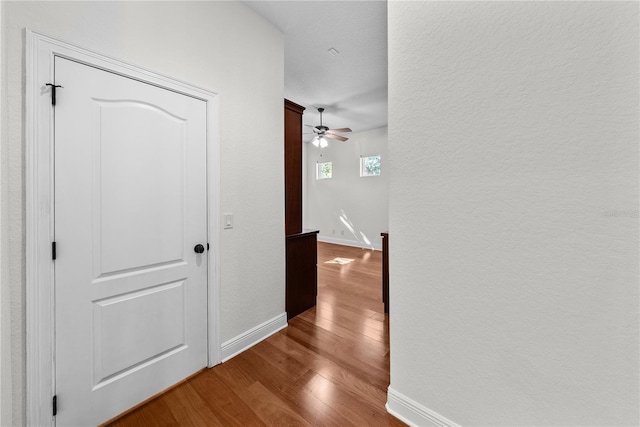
309,107,351,148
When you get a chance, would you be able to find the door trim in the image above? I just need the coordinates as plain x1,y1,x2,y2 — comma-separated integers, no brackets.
25,29,221,427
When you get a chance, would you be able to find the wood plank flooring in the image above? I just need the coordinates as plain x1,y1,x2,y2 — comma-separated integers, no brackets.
107,242,404,426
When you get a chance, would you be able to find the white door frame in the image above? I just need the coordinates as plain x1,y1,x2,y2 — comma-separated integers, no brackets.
25,29,221,427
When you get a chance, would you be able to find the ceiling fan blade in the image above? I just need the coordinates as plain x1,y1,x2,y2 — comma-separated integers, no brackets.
325,134,348,142
326,128,352,134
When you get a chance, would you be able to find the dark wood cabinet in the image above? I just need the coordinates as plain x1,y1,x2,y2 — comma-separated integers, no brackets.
286,230,318,319
284,99,305,236
284,99,318,319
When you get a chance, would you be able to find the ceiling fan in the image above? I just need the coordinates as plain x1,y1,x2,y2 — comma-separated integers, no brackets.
306,107,352,148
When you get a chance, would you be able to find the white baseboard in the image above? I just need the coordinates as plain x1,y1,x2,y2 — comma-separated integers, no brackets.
221,312,287,362
386,387,460,427
317,235,382,251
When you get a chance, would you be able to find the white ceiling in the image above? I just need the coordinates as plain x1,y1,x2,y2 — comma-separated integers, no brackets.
244,0,388,140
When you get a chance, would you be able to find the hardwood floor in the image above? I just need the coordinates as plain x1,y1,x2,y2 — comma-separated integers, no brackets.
107,242,404,426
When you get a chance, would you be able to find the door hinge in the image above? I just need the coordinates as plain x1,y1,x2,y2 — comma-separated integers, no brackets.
52,395,57,416
45,83,63,106
207,243,209,251
52,241,57,260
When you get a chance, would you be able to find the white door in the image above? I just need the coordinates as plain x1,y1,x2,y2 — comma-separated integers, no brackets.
54,56,208,426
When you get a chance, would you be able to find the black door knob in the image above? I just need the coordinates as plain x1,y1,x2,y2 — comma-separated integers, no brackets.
194,244,205,254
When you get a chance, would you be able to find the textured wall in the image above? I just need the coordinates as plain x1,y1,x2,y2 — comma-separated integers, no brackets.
388,2,639,425
304,126,389,249
0,2,284,424
0,0,8,424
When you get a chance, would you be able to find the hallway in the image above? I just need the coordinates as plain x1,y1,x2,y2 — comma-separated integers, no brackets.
108,242,404,426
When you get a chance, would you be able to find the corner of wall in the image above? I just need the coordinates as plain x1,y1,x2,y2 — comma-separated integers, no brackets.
0,0,11,423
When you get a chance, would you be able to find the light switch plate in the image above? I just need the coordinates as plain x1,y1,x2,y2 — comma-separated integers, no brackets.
224,213,233,229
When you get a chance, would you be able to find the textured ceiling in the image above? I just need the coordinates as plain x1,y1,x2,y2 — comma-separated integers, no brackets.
245,0,388,140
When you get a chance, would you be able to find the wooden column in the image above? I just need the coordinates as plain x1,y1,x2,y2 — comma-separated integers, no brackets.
284,99,305,235
284,99,318,319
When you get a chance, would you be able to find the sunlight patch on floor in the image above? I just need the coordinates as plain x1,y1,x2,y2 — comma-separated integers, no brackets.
325,257,354,265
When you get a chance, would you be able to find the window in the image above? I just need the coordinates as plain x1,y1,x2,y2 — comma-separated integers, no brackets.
316,161,332,180
360,155,381,177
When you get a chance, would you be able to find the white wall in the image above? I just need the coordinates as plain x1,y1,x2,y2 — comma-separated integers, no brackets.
0,2,284,424
304,126,389,249
388,2,638,426
0,0,8,424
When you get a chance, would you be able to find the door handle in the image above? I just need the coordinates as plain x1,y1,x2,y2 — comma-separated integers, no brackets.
194,244,205,254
